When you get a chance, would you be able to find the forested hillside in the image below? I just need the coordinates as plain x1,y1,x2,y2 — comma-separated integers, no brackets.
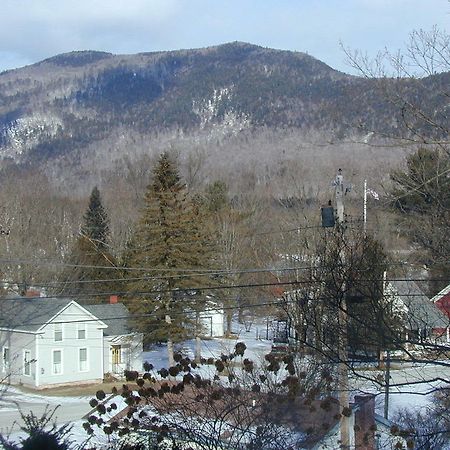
0,41,447,297
1,42,447,170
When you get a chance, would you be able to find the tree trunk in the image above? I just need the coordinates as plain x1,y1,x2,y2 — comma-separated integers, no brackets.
167,338,174,367
195,336,202,363
195,311,202,362
225,309,233,337
238,303,244,324
378,347,384,369
165,313,175,367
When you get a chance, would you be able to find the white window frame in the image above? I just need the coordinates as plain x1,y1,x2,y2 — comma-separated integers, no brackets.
54,323,63,342
2,347,9,373
23,350,31,376
77,323,87,340
79,347,88,372
52,349,63,375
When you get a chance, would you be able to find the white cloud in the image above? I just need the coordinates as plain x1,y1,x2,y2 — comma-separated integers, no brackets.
0,0,180,66
0,0,448,72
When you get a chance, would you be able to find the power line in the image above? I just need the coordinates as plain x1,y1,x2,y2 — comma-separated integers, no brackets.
249,224,325,236
0,264,321,287
2,288,447,328
0,259,434,289
2,276,449,304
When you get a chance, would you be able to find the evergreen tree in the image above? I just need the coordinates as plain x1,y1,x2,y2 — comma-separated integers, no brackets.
205,180,229,213
126,153,216,365
390,147,450,293
57,187,118,302
81,186,109,248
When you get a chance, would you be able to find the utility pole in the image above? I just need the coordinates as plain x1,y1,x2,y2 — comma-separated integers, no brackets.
384,350,391,420
363,179,367,234
383,272,390,420
335,169,345,225
335,168,350,449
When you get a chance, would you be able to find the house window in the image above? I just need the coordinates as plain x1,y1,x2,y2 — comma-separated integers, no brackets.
2,347,9,373
79,348,88,372
23,350,31,376
53,350,62,375
77,324,86,340
54,323,63,342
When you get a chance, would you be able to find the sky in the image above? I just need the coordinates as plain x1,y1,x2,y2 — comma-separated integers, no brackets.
1,0,449,73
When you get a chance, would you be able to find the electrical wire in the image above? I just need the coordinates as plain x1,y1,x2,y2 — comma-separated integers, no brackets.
0,258,437,289
2,280,450,328
3,275,450,301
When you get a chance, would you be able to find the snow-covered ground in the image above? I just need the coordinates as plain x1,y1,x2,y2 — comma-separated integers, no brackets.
2,321,447,447
142,322,272,371
1,323,272,447
0,386,92,446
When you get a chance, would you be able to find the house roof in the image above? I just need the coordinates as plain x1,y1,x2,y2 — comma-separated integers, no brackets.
0,297,73,332
431,283,450,303
83,303,132,336
0,297,132,336
389,280,449,329
313,411,395,450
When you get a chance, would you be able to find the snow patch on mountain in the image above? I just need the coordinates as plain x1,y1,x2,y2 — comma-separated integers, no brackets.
192,86,250,135
0,113,63,160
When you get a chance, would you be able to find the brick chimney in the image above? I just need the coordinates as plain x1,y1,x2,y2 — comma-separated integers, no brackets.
25,289,41,298
354,394,376,450
109,295,119,304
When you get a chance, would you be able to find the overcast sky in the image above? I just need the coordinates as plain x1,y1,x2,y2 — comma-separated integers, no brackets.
1,0,449,73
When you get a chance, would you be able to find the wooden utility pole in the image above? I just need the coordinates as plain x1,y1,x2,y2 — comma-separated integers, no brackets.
384,350,391,420
335,169,345,224
335,169,350,449
363,179,367,234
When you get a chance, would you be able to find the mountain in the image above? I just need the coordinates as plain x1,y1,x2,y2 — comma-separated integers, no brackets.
0,42,448,178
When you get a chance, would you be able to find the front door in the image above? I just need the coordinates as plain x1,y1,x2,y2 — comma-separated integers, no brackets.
111,345,121,373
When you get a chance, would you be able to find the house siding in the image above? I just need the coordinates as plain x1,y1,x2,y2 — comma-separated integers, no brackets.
35,303,104,387
436,294,450,318
0,299,142,389
200,309,224,337
0,331,37,387
104,334,143,375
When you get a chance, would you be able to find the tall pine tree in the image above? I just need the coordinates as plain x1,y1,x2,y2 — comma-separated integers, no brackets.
126,153,215,365
58,186,118,302
81,186,109,249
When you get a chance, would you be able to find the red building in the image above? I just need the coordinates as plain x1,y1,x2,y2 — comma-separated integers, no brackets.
431,284,450,318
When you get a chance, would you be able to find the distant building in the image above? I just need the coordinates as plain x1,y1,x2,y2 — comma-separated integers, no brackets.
386,280,449,343
199,301,225,337
431,283,450,340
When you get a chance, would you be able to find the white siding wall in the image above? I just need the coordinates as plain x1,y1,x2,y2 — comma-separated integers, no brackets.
104,334,143,375
200,309,224,337
103,338,111,375
0,330,37,387
36,303,104,387
0,303,143,388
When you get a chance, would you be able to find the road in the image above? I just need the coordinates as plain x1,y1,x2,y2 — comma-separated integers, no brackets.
0,387,92,435
353,361,450,388
1,361,449,436
350,361,450,415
